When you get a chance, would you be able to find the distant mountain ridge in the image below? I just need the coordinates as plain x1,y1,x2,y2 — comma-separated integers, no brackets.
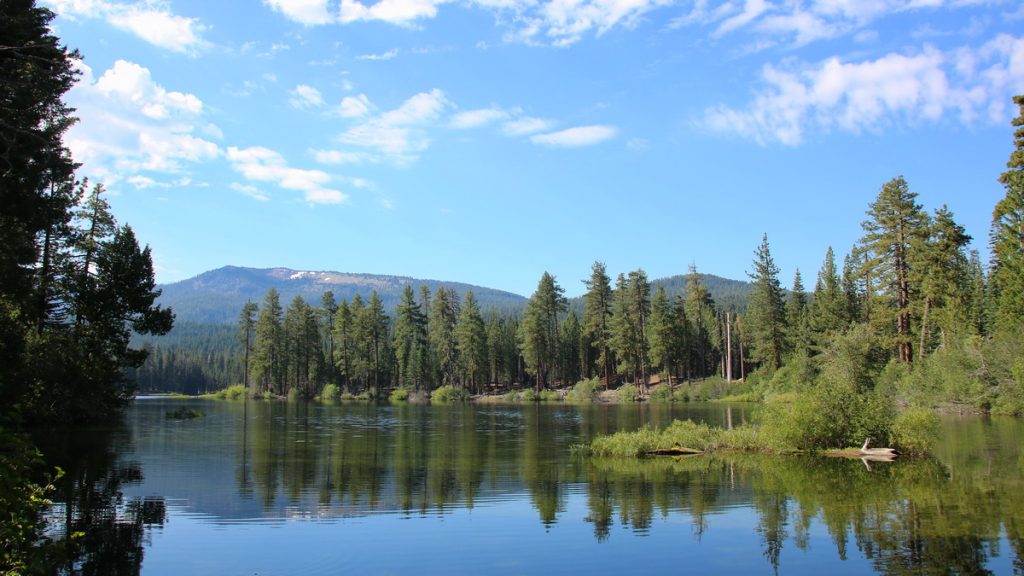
157,266,754,325
157,266,529,324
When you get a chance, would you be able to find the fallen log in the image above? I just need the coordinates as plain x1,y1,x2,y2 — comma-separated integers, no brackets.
647,447,704,456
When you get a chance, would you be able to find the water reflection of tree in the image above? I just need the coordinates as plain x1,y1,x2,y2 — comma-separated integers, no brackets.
232,403,1023,573
35,424,166,576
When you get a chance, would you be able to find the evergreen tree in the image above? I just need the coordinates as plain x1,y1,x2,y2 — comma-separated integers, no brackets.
251,289,283,395
684,264,719,379
558,310,583,386
990,95,1024,332
518,272,566,391
647,286,677,384
786,269,811,358
320,291,339,388
238,301,258,392
917,206,972,352
333,299,354,389
354,292,389,396
609,270,651,390
811,247,848,337
746,234,787,372
429,287,460,388
857,176,929,363
455,291,487,392
393,286,429,390
582,261,614,388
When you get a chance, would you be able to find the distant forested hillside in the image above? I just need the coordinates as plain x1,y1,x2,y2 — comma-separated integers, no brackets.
156,266,529,324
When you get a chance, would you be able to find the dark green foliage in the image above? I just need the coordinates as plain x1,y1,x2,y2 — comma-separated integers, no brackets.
518,272,566,391
990,95,1024,333
0,430,59,575
582,261,614,387
746,234,788,372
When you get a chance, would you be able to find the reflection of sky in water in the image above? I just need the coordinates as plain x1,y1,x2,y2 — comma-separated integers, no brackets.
46,400,1024,575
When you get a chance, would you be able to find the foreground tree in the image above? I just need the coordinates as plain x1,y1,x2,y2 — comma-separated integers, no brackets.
746,235,787,372
857,176,928,363
518,272,566,391
582,262,614,388
990,95,1024,332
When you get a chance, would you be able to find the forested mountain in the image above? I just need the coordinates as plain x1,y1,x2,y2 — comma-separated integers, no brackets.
157,266,529,324
159,266,753,324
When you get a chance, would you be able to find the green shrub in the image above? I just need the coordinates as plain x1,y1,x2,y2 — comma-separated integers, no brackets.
672,388,689,402
320,383,340,402
340,392,355,402
589,419,772,457
165,407,203,419
388,388,410,404
566,378,600,403
890,407,939,456
539,389,561,402
518,389,539,402
210,384,247,400
648,384,675,403
261,390,274,400
759,381,894,451
286,388,299,402
431,384,471,404
616,383,639,403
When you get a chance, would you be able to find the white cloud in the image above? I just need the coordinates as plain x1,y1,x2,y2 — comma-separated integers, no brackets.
502,116,552,136
339,0,443,24
670,0,1014,48
337,89,451,161
231,182,271,202
263,0,335,24
450,108,510,129
289,84,326,109
65,60,219,183
337,94,373,118
127,175,157,189
702,35,1024,145
311,149,370,164
46,0,207,53
356,48,400,60
96,60,202,117
530,125,618,147
227,146,349,204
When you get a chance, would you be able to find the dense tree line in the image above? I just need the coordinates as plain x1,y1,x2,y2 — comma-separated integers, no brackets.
2,3,174,572
0,1,172,423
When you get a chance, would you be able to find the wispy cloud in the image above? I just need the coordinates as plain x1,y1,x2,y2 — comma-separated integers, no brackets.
339,89,451,161
356,48,400,60
530,125,618,147
46,0,208,53
227,146,348,204
289,84,326,109
501,116,552,136
230,182,270,202
702,34,1024,145
450,108,510,129
337,94,374,118
65,59,219,185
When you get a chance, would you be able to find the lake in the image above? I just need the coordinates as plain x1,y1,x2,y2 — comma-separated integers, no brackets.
36,399,1024,575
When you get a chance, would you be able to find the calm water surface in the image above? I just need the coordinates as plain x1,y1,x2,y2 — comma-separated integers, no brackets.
36,399,1024,575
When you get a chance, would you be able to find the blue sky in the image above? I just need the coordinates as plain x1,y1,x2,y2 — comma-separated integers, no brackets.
46,0,1024,297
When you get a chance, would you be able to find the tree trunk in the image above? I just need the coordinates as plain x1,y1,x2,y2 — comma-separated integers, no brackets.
725,312,733,383
919,297,930,362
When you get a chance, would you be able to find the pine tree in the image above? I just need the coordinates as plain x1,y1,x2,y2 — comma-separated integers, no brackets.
558,310,583,385
357,291,389,396
393,285,429,390
810,247,848,337
647,286,677,384
455,291,487,392
582,261,614,389
746,234,787,372
917,206,971,352
320,291,339,387
518,272,566,391
684,264,718,379
251,289,283,395
990,95,1024,332
786,270,811,358
857,176,929,363
429,287,460,388
333,299,354,389
609,270,652,389
238,301,258,392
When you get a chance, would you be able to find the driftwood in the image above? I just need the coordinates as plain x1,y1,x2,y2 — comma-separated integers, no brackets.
859,437,897,458
647,447,704,456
